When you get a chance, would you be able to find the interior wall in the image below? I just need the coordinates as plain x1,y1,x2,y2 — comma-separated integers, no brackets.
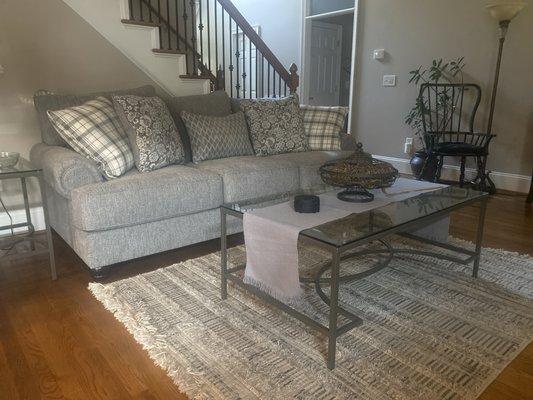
352,0,533,176
230,0,303,72
0,0,161,206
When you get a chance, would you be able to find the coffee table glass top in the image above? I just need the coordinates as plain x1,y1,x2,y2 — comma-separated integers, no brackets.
222,185,487,247
0,157,40,176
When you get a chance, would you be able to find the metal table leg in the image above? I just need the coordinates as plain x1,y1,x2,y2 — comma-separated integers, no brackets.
220,207,228,300
472,199,487,278
38,174,57,280
327,248,341,370
20,177,35,250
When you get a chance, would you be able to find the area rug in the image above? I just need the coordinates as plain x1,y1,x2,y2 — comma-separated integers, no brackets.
89,238,533,400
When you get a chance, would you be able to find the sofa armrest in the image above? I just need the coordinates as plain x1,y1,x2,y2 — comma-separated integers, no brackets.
30,143,104,198
340,133,358,151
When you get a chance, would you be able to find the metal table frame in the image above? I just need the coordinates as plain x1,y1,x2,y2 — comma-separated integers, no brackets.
220,195,488,369
0,167,57,280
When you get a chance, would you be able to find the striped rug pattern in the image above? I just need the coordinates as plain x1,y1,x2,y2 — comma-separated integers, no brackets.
90,238,533,399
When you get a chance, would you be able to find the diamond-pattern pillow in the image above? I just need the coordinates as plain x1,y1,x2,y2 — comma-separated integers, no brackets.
238,95,309,156
113,95,186,172
180,111,254,163
47,97,134,179
300,105,349,151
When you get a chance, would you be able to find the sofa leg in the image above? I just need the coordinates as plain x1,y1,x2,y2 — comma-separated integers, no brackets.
89,266,111,281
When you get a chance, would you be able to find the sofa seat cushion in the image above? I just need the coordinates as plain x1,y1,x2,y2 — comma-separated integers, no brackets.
70,165,223,231
268,151,352,189
194,156,299,203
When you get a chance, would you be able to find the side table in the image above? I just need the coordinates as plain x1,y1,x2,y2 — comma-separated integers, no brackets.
0,157,57,280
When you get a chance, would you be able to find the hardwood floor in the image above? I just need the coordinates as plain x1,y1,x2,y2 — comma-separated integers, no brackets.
0,193,531,400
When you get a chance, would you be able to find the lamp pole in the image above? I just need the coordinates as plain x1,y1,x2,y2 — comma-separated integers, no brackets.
486,20,509,134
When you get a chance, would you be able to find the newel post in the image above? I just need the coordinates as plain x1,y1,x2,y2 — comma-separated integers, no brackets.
289,63,299,94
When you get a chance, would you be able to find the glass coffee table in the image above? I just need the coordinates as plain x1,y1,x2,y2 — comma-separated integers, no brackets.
220,185,488,369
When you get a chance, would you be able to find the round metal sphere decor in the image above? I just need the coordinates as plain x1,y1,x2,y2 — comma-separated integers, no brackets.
319,143,399,203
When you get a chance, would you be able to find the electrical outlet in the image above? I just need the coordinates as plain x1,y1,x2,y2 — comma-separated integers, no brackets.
382,75,396,87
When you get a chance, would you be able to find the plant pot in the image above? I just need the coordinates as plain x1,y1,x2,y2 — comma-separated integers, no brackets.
410,150,437,181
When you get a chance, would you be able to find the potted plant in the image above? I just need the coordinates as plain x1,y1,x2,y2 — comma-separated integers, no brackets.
405,57,466,179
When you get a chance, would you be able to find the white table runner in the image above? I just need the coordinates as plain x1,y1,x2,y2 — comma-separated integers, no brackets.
243,178,447,302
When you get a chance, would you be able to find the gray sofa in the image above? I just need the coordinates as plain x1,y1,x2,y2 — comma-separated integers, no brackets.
30,86,355,278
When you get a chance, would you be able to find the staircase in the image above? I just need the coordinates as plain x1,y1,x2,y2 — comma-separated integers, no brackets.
64,0,299,98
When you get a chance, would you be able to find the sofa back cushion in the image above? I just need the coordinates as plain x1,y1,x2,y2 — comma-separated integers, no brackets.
300,105,349,151
113,95,186,172
167,90,232,162
47,97,134,179
34,85,156,147
181,111,254,163
238,95,309,156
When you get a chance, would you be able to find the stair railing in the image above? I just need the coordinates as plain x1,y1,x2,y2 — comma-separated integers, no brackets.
127,0,299,98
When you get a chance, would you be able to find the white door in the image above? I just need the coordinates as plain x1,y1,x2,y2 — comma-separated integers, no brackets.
308,21,342,106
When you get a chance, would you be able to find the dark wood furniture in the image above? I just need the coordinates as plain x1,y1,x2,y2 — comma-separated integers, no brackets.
419,83,496,193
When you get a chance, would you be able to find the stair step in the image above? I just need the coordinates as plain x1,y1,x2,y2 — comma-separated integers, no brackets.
179,74,212,80
121,19,160,28
153,48,187,55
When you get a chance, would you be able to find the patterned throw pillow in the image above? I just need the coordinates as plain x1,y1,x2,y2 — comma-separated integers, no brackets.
113,95,186,172
300,105,349,151
180,111,254,163
47,97,134,179
238,95,309,156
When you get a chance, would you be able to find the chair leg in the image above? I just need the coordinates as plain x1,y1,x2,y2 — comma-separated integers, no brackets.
434,156,444,182
459,157,466,188
476,155,496,194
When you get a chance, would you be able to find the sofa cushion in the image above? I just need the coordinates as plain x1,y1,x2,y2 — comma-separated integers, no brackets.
238,95,309,156
113,95,186,172
181,111,253,163
268,151,352,189
70,165,223,231
47,97,135,179
300,105,349,151
34,85,156,147
167,90,233,162
194,156,299,203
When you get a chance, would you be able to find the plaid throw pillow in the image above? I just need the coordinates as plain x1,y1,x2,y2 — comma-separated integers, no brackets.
47,97,134,179
300,105,349,151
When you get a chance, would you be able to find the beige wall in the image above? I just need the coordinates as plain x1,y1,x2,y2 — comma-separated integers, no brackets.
352,0,533,176
0,0,161,160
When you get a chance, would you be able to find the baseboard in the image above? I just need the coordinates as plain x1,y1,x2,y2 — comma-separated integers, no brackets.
0,206,45,235
374,155,531,194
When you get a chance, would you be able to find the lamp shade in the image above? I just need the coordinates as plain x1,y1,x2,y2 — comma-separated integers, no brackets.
486,1,526,21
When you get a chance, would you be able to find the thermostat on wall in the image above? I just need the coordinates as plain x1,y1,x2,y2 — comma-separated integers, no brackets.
382,75,397,87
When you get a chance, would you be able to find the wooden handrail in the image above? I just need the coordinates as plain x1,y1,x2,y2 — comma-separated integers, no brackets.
216,0,298,93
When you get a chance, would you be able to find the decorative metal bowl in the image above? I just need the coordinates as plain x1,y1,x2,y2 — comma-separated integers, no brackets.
319,143,398,202
0,152,20,169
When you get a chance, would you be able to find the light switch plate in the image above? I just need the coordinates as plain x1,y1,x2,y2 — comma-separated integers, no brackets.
383,75,396,87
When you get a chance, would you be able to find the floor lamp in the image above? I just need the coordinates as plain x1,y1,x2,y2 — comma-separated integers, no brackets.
486,1,527,200
485,1,526,134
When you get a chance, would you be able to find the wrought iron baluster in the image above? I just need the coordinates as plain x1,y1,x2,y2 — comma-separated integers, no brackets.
182,0,190,72
190,0,198,74
165,0,171,50
207,0,211,71
242,30,246,98
199,0,204,62
129,0,134,19
221,8,226,90
261,54,264,98
148,0,153,22
255,47,258,99
272,69,276,98
284,82,287,97
267,63,270,97
140,0,144,20
229,17,233,97
278,75,281,98
249,38,252,98
214,1,219,74
235,25,240,98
